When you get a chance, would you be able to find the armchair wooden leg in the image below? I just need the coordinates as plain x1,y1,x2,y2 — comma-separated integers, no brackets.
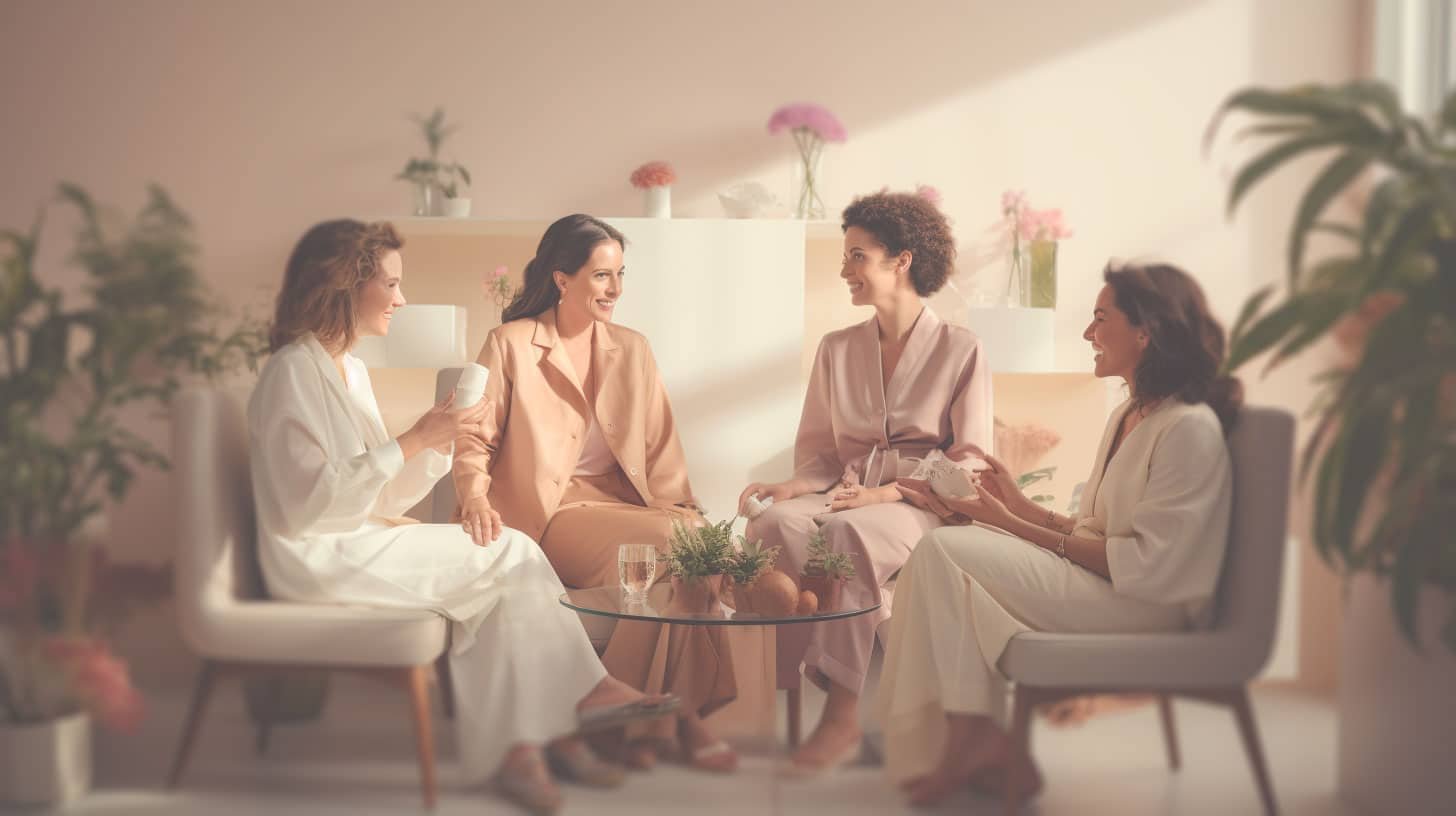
1004,685,1037,816
1158,694,1181,771
786,686,802,749
434,654,455,720
167,660,218,788
405,665,438,810
1229,686,1278,815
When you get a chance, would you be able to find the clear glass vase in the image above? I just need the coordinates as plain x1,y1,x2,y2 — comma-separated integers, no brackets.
791,132,826,219
1028,239,1058,308
1005,243,1030,307
411,181,436,217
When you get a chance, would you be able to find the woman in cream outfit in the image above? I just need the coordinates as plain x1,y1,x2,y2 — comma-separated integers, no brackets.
249,220,673,815
879,262,1243,806
453,214,738,772
739,191,993,772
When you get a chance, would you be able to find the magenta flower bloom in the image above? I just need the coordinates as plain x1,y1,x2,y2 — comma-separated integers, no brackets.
766,103,847,143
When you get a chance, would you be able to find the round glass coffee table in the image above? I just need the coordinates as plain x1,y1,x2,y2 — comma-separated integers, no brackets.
560,583,880,748
560,583,879,626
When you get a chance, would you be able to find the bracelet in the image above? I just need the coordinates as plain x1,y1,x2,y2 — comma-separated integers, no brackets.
1055,534,1068,560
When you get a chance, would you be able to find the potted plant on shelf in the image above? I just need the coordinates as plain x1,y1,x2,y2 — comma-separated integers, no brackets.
396,107,472,217
0,184,265,805
1207,80,1456,812
663,517,735,614
799,532,856,614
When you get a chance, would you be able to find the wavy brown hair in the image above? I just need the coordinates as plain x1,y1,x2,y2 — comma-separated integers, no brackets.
841,191,956,297
269,220,404,353
1103,262,1244,434
501,214,626,324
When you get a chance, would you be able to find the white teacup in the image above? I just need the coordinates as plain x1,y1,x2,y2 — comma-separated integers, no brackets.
453,363,490,409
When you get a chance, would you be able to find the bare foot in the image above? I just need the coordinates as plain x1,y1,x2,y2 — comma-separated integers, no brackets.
679,715,738,773
899,730,1006,807
967,748,1044,799
791,715,862,770
576,674,658,715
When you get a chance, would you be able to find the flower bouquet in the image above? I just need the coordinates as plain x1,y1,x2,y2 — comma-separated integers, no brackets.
767,103,847,219
999,190,1072,307
630,160,676,218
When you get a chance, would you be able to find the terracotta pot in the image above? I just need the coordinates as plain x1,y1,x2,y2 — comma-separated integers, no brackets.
800,573,845,613
670,574,724,614
730,579,756,614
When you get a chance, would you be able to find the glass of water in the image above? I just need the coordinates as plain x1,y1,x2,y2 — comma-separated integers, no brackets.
618,544,657,603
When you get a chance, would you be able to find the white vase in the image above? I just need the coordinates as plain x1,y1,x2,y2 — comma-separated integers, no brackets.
644,186,671,218
0,711,92,805
444,197,472,218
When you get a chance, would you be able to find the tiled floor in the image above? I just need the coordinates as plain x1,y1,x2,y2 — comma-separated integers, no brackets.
66,679,1360,815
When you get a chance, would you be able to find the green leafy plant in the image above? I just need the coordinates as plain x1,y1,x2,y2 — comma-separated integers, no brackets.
1,183,265,726
1207,80,1456,653
726,536,780,585
803,531,856,581
664,517,737,580
397,107,472,199
1017,466,1057,506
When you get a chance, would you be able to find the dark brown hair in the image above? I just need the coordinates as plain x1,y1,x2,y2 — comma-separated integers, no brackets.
501,214,626,323
1103,262,1244,434
268,220,404,353
841,191,956,297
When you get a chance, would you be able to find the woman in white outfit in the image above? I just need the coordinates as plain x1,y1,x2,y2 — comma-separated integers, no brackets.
248,219,676,814
878,262,1242,806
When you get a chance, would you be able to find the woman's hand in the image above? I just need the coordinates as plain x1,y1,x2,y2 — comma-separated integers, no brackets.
459,494,503,546
895,478,966,523
737,480,806,516
974,454,1027,510
827,483,898,512
398,391,491,458
938,488,1013,528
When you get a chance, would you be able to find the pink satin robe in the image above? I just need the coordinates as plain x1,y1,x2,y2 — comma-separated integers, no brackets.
746,306,993,692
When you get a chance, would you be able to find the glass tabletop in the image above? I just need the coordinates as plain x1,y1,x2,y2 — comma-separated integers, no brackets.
560,583,880,626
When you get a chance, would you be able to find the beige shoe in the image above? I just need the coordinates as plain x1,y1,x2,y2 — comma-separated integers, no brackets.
494,750,563,815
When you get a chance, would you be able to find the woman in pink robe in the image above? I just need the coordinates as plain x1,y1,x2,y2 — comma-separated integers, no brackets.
738,191,993,772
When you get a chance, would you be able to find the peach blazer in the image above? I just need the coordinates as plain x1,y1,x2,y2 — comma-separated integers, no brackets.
453,310,699,542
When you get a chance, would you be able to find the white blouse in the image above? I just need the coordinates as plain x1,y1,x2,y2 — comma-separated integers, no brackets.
1078,399,1233,625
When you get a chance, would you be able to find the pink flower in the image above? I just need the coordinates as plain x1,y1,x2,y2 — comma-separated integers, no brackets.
1001,189,1027,213
629,161,677,189
915,184,943,206
766,103,847,142
491,265,508,279
41,636,146,733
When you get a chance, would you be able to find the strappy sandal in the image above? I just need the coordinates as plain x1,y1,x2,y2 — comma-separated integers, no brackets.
494,751,563,816
576,693,681,734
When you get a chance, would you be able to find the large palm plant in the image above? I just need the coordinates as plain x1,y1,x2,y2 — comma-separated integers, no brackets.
1207,81,1456,653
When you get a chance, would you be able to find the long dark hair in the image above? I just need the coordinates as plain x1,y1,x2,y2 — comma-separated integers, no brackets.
501,214,626,323
269,219,403,353
1103,262,1244,434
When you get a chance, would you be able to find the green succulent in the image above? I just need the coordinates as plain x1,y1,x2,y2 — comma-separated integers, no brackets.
726,536,780,584
803,531,856,581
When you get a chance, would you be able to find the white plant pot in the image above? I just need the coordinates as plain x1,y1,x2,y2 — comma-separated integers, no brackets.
1338,573,1456,814
444,197,472,218
0,711,92,805
644,186,671,218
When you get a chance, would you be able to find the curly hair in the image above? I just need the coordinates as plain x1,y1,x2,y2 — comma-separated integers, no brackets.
269,219,403,353
840,191,956,297
1103,262,1245,435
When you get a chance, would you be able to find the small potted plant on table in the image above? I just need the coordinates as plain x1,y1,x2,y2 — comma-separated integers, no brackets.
664,518,735,614
799,532,856,614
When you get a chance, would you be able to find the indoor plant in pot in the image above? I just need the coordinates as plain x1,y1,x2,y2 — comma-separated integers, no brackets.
1208,80,1456,813
0,184,264,805
725,536,781,615
663,517,735,614
799,532,856,614
396,106,472,217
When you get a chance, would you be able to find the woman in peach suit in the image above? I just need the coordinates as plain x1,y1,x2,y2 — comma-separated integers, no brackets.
739,191,994,773
453,214,738,772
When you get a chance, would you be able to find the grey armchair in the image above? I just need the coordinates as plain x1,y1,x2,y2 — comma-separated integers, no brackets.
996,405,1294,815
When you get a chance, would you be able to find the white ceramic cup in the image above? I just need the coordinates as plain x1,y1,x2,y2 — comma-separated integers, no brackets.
453,363,490,409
